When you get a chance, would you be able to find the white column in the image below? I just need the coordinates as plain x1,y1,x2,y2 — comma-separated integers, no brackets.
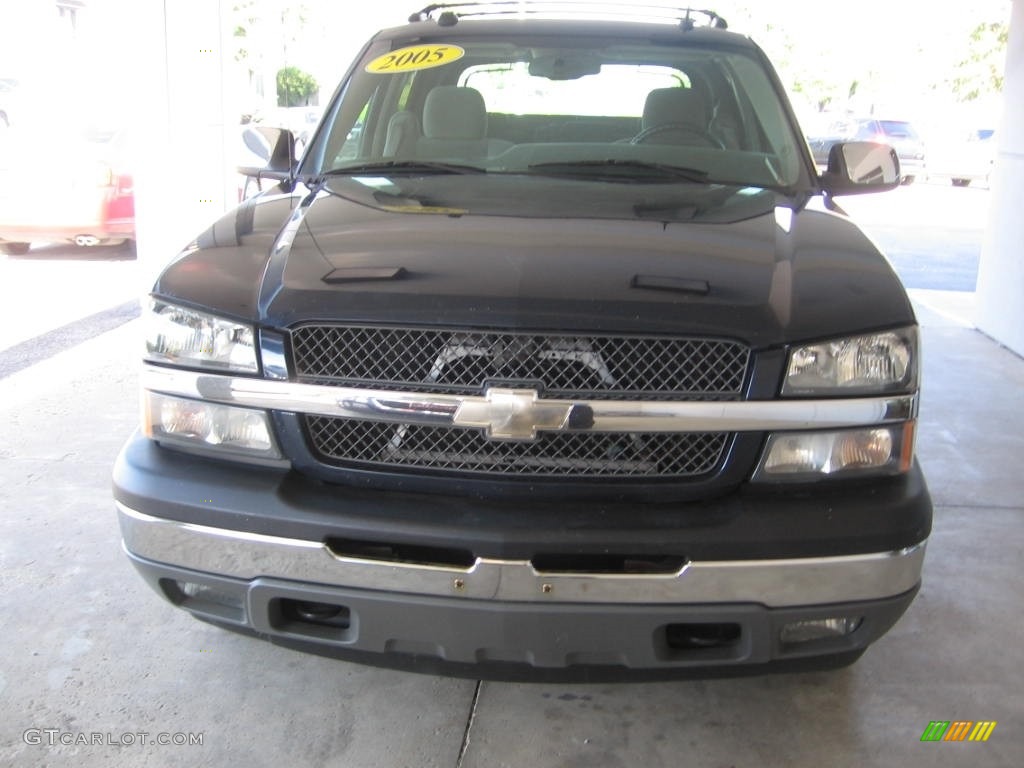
129,0,236,285
976,0,1024,355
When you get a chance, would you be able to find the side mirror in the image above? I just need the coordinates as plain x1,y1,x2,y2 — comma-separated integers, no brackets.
820,141,900,196
237,126,296,182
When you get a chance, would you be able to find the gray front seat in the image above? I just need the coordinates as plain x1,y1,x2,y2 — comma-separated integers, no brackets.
415,86,510,160
634,87,719,147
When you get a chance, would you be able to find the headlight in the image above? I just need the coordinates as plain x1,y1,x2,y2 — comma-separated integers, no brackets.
145,298,258,373
782,327,917,396
752,423,915,482
143,391,281,460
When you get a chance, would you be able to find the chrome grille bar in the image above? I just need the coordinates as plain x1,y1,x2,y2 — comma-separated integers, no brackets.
143,366,918,434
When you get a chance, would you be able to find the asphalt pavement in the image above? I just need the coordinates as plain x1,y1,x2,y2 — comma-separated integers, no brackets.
840,180,991,293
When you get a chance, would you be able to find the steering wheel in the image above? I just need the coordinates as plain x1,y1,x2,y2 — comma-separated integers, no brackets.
631,122,724,148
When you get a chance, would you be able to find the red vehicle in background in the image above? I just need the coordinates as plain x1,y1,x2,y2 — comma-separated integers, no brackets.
0,127,135,255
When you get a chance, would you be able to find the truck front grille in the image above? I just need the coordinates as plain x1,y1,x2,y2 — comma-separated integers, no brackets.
304,417,729,479
292,325,747,480
291,326,749,400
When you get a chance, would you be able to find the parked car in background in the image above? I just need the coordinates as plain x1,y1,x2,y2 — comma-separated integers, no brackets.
247,106,322,150
855,119,927,184
807,116,926,185
804,113,857,168
927,128,996,187
0,126,134,254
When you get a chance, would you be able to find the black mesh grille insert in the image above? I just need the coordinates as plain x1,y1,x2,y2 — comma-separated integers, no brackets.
291,326,749,400
305,416,729,478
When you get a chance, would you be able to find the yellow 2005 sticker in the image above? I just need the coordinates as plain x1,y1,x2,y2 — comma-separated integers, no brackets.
365,44,465,74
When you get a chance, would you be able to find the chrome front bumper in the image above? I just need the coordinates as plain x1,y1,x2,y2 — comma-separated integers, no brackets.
118,503,925,608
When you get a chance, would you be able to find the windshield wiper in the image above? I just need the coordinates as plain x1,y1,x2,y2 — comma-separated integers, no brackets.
315,160,488,180
527,159,710,183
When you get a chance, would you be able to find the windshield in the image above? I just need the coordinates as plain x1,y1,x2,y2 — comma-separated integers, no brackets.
302,30,810,218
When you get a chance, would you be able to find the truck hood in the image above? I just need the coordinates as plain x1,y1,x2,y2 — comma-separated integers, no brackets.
154,180,915,349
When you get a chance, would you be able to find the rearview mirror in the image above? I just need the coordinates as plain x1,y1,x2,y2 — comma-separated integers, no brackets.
820,142,900,196
528,53,602,80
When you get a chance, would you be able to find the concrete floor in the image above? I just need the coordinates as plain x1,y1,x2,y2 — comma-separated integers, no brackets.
0,292,1022,767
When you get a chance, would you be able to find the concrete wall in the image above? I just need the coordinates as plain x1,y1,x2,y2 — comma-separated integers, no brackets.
976,0,1024,356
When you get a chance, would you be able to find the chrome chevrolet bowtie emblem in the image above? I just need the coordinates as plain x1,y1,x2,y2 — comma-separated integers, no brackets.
454,388,576,441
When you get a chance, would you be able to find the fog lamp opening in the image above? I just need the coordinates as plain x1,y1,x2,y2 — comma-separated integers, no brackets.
160,578,245,622
780,616,863,645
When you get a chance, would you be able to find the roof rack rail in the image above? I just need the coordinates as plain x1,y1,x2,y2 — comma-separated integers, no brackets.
408,2,728,30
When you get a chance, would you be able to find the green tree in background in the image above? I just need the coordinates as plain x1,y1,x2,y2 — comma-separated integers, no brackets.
232,1,259,88
276,66,318,107
719,0,1010,115
947,21,1009,101
232,1,314,112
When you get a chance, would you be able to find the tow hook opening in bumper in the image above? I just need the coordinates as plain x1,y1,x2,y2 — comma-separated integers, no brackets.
659,621,746,661
666,622,743,649
269,598,355,642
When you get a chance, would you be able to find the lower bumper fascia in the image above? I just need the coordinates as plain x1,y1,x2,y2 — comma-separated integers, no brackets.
127,551,918,681
120,503,925,681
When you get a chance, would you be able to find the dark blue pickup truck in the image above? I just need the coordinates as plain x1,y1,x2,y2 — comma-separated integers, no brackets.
114,3,929,681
